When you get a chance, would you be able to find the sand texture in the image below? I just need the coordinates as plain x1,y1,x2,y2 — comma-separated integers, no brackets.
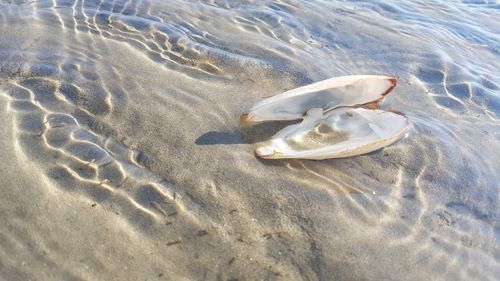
0,0,499,280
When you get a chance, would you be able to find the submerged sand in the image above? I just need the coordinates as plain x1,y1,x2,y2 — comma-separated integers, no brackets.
0,0,499,280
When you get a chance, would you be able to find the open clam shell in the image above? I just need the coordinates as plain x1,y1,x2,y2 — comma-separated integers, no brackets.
241,75,397,125
255,107,410,160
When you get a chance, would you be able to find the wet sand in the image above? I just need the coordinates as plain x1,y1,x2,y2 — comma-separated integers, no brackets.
0,0,499,280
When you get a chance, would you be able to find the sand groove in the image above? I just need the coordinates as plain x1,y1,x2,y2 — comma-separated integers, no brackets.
4,79,181,223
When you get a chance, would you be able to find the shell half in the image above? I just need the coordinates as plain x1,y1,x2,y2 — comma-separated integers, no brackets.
255,107,410,160
241,75,397,125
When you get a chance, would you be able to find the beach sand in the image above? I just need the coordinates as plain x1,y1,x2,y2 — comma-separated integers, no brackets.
0,0,499,280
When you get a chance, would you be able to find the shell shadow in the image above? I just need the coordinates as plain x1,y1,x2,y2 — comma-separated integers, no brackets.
195,120,298,145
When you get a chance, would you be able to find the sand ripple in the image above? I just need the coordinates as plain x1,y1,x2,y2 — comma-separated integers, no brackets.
0,0,499,280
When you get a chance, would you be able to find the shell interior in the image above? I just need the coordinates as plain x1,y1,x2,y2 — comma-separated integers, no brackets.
241,75,397,124
255,107,410,160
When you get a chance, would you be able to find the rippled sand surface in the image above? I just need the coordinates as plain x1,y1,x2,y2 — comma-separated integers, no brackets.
0,0,499,280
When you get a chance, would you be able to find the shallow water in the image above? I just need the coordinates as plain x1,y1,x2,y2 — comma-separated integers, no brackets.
0,0,498,280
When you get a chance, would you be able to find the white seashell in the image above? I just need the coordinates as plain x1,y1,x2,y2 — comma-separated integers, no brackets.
241,75,397,125
255,107,410,160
